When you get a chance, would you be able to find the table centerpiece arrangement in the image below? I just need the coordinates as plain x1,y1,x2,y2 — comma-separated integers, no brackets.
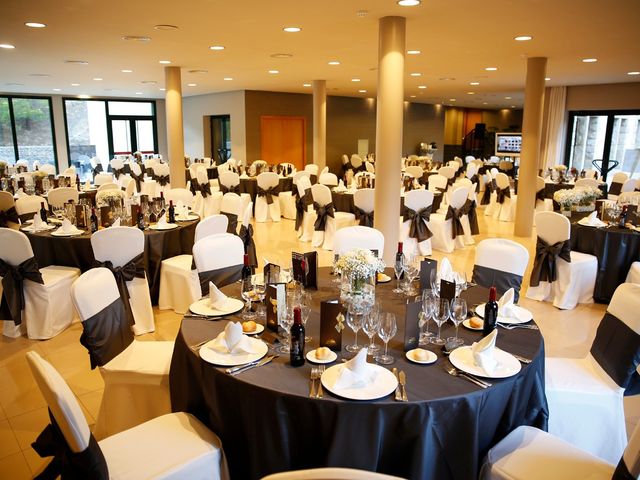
554,186,602,216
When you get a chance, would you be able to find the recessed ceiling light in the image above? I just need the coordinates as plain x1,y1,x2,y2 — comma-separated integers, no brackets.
485,67,498,71
407,50,421,55
270,53,293,59
268,70,279,74
410,95,416,98
65,60,88,65
159,88,166,91
482,102,488,105
351,78,361,82
511,105,516,108
418,85,427,89
505,96,512,99
582,58,597,63
135,92,143,95
397,0,421,6
410,72,422,77
188,69,208,74
628,71,640,76
154,24,178,31
52,88,61,91
187,83,197,87
328,61,341,65
159,60,171,64
358,89,367,93
545,77,551,81
0,44,16,49
209,45,225,51
25,22,46,28
121,35,151,42
224,77,233,81
467,92,475,95
29,73,50,77
70,83,80,86
283,27,301,33
514,35,532,41
469,81,480,86
449,98,456,102
141,80,157,85
93,77,103,81
303,83,311,87
121,69,133,73
78,94,91,99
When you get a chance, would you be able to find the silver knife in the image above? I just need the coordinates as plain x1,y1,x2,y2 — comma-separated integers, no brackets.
392,367,402,401
399,370,408,402
226,355,276,375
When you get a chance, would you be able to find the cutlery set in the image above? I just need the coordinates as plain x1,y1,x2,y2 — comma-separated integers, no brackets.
445,364,492,389
392,368,408,401
226,355,276,376
309,366,325,398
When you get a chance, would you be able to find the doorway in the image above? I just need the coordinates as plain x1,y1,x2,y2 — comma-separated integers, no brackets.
210,115,231,164
260,115,306,170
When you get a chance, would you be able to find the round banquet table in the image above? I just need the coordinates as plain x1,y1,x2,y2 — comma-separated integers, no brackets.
239,176,294,203
570,222,640,303
170,268,548,480
23,219,198,304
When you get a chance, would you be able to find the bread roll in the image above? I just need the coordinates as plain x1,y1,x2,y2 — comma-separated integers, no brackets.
412,349,429,361
470,317,483,329
242,321,257,332
315,347,331,360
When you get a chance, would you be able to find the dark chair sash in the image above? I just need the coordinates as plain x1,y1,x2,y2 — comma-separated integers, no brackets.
91,164,103,178
294,190,312,231
609,181,623,197
355,207,374,228
313,202,335,231
471,264,523,303
198,264,243,296
154,174,170,186
445,205,465,239
189,179,200,196
130,170,144,193
0,256,44,325
468,174,480,192
111,167,125,180
480,181,493,205
529,236,571,287
257,186,279,205
535,189,546,202
238,224,258,268
220,184,240,195
0,206,19,227
461,199,480,235
93,253,146,327
221,211,238,234
402,205,433,242
79,298,134,369
613,459,637,480
32,409,108,480
199,182,212,198
496,186,511,204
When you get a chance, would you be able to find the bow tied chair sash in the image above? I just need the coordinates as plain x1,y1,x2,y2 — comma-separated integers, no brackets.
294,191,312,231
444,205,466,239
460,199,480,235
238,224,258,268
529,236,572,287
496,186,511,204
342,162,354,174
220,184,240,195
0,206,19,227
198,264,243,296
221,211,238,234
609,181,623,197
93,253,146,327
145,167,155,177
480,182,493,205
471,264,523,303
199,181,212,198
402,205,433,243
111,167,125,180
130,171,144,193
469,174,480,191
446,176,456,187
313,202,335,231
0,256,44,326
32,410,108,480
155,174,170,187
189,179,201,196
355,207,375,228
91,164,103,178
535,189,546,202
257,186,279,205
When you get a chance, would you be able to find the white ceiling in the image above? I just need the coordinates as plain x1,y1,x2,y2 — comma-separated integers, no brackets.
1,0,639,108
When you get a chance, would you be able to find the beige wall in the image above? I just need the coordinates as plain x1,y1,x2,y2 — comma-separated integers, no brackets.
444,107,465,145
482,109,523,132
565,82,640,111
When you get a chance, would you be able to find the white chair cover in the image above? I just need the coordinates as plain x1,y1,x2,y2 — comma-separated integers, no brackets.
319,172,339,187
353,188,375,227
40,164,56,175
333,226,385,256
221,193,243,234
473,238,529,301
93,172,113,186
400,189,434,257
47,187,79,208
218,171,251,214
405,165,424,180
165,188,195,208
494,173,516,222
193,168,222,218
626,262,640,284
15,195,48,220
574,178,599,188
304,164,319,176
152,162,171,196
621,178,637,194
429,187,469,253
193,233,245,295
296,176,314,242
97,182,119,192
535,176,554,213
310,184,355,250
255,172,281,222
261,467,405,480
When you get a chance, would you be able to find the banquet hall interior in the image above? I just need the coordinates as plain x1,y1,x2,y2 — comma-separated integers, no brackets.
1,0,640,478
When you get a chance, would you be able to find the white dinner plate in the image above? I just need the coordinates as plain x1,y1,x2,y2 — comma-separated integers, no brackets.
149,223,179,230
51,228,85,237
189,297,245,317
306,349,338,364
449,346,521,379
321,363,398,400
242,323,265,335
463,319,484,331
475,304,533,325
406,349,437,365
199,338,268,366
21,224,55,232
176,213,199,222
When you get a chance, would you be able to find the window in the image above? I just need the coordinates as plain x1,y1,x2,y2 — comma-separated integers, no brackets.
0,96,57,169
65,100,109,181
566,110,640,180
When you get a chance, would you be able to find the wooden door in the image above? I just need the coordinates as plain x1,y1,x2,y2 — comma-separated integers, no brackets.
260,116,306,170
463,110,483,137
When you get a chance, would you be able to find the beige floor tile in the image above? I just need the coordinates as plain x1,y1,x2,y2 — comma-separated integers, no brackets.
78,389,103,423
35,322,83,357
0,361,46,418
22,446,49,477
0,336,46,369
0,451,32,480
0,419,20,460
7,407,49,451
45,345,104,396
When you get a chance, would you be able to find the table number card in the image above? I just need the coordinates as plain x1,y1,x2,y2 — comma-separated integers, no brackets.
627,205,638,226
404,300,422,352
320,300,345,351
292,251,318,289
420,258,438,291
265,283,286,333
75,204,87,228
440,279,456,303
100,206,113,228
264,263,281,285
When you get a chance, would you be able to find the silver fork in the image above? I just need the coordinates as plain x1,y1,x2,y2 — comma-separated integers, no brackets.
189,339,209,351
445,365,492,388
316,365,325,398
498,323,539,330
309,367,317,398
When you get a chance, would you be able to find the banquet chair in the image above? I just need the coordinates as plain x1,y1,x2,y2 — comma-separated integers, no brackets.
535,176,554,213
220,192,243,234
0,228,79,339
320,166,329,176
280,172,308,221
109,158,127,187
158,215,229,314
429,187,472,253
319,172,339,187
39,163,56,175
91,227,155,335
353,188,375,227
365,160,375,173
351,155,364,173
574,178,599,188
165,187,195,209
427,174,449,210
304,164,319,176
0,191,19,228
192,167,222,218
26,350,228,480
261,468,406,480
296,175,315,242
47,187,79,209
626,262,640,284
438,166,457,186
525,212,597,309
544,282,640,463
608,172,629,199
480,420,640,480
620,178,638,195
342,154,354,184
70,268,172,437
405,165,424,182
97,182,119,192
617,191,640,204
255,172,281,222
399,189,434,257
584,169,599,180
333,226,385,256
127,162,144,194
465,163,480,192
193,233,244,295
15,194,48,222
152,162,171,197
239,201,257,268
472,239,529,302
480,173,496,210
218,171,251,213
493,172,516,222
311,183,355,250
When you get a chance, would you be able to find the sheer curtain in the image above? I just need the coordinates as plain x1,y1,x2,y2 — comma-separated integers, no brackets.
540,86,567,169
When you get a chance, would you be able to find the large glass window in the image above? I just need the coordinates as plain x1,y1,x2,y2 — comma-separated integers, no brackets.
0,96,57,169
65,100,109,181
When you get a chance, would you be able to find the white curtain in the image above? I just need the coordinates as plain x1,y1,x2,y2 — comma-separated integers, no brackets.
540,86,567,169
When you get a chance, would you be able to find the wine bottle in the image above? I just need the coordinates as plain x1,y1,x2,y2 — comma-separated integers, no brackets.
168,200,175,223
395,242,405,280
290,306,305,367
482,286,499,337
136,206,145,230
619,205,628,228
242,253,252,280
39,201,48,223
90,208,99,233
159,190,166,209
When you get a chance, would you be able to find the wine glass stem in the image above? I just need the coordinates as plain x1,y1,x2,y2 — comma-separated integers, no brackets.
354,329,358,348
437,323,442,341
384,341,388,357
455,324,459,341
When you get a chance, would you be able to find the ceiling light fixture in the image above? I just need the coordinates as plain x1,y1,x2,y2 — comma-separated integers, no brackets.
52,88,61,92
628,71,640,76
485,67,498,71
397,0,421,6
135,92,143,95
418,85,427,89
328,61,340,65
65,60,88,65
25,22,46,28
514,35,532,41
121,69,133,73
0,44,16,49
209,45,225,51
187,83,197,87
283,27,301,33
78,94,91,99
159,60,171,64
410,95,416,98
270,53,293,58
93,77,103,81
303,83,311,87
449,98,456,102
469,81,480,85
410,72,422,77
159,88,166,91
467,92,475,95
224,77,233,81
582,58,597,63
505,96,512,99
407,50,421,55
351,78,361,82
268,70,279,74
154,24,178,31
121,35,151,42
511,105,516,108
188,69,208,74
359,89,367,93
70,83,80,86
545,77,551,81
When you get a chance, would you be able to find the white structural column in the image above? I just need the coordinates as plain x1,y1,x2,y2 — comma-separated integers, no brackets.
165,66,186,188
515,57,547,237
313,80,327,169
374,16,406,264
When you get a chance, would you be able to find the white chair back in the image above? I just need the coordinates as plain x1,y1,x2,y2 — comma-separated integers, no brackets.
404,189,434,211
405,166,424,179
319,173,338,186
292,171,310,186
365,161,375,173
456,178,472,188
71,267,121,321
465,163,478,179
584,169,599,179
310,183,332,206
97,182,119,192
304,164,319,176
320,166,329,176
618,192,640,204
495,172,510,190
608,283,640,336
257,172,279,189
438,166,456,180
219,171,240,189
297,176,312,197
47,187,79,208
192,233,244,273
130,162,142,177
242,202,253,226
91,226,144,268
465,156,476,163
449,186,469,209
536,176,545,193
0,191,14,211
0,228,36,265
194,215,229,243
490,167,499,178
574,178,599,188
16,172,34,185
621,179,637,193
611,172,629,185
535,211,571,246
165,188,194,208
221,192,242,216
40,164,56,175
333,226,385,256
196,167,209,186
15,195,47,217
428,174,448,192
110,158,124,171
353,188,375,213
351,155,363,169
476,239,529,276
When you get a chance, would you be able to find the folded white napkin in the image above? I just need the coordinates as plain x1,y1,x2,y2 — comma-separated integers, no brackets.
175,201,189,218
111,218,121,227
208,322,258,355
333,348,377,389
240,173,249,179
497,288,518,320
16,188,26,198
472,329,498,375
59,218,75,234
32,213,44,231
338,179,345,189
439,257,453,282
209,282,229,310
578,211,607,228
156,214,168,227
83,181,92,191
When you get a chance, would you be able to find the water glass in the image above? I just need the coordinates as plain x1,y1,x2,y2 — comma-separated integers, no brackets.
241,275,256,320
362,310,381,354
447,298,467,348
403,256,420,296
375,312,397,365
432,298,450,345
419,289,436,346
253,278,267,321
276,304,295,354
393,255,405,294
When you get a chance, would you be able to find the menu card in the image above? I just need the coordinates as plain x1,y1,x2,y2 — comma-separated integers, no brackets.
420,258,438,291
75,204,87,228
265,283,286,333
264,263,281,284
628,205,638,226
404,300,422,352
100,206,113,228
440,279,456,303
319,300,345,351
292,251,317,289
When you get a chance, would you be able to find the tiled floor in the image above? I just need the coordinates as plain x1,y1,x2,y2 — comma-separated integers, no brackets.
0,210,637,478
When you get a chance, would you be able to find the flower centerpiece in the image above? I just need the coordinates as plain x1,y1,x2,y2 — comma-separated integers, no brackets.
553,164,568,183
335,248,385,292
554,186,602,215
96,189,125,208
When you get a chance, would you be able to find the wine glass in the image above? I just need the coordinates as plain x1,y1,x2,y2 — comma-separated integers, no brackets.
448,297,467,348
240,275,256,320
276,304,294,354
419,289,436,346
403,256,420,296
453,271,466,297
375,312,397,365
432,297,450,345
362,310,381,354
253,277,267,322
429,268,440,295
345,309,363,353
393,254,405,294
298,291,312,342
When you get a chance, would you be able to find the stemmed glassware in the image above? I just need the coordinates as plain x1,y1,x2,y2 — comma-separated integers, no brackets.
298,291,312,342
345,308,364,353
240,274,257,320
276,304,295,354
403,256,420,296
419,289,436,346
253,277,267,322
448,297,467,348
362,309,381,354
375,312,397,365
393,254,405,294
430,268,440,294
432,297,450,345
